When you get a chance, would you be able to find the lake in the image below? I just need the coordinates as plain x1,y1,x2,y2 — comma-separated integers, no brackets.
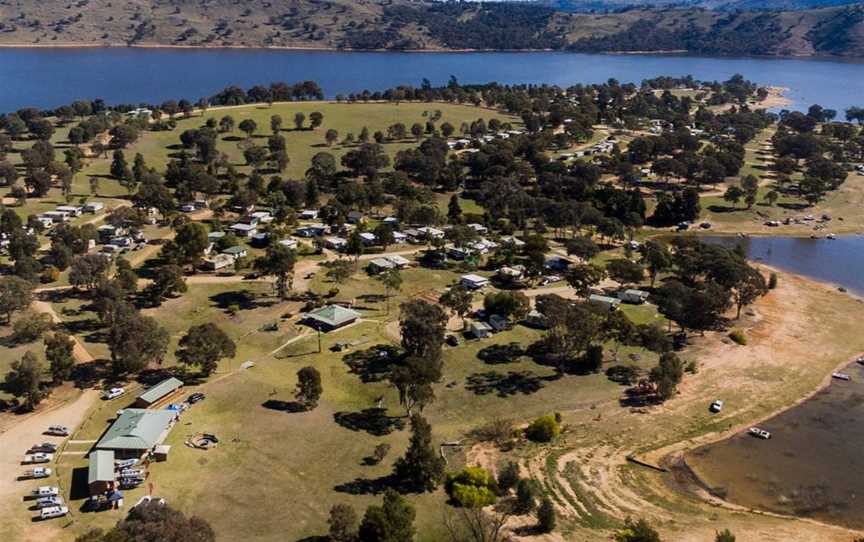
1,48,863,113
704,235,864,297
687,235,864,529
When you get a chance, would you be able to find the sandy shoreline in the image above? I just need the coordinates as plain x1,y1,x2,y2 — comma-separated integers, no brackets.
644,265,864,536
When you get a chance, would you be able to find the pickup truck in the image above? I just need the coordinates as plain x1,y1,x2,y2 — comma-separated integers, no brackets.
23,453,54,464
24,467,52,479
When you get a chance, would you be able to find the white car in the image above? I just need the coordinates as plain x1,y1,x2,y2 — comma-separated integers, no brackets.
710,399,724,413
35,496,64,509
40,505,69,520
45,425,70,436
24,453,54,464
31,486,59,498
26,467,52,479
103,387,125,400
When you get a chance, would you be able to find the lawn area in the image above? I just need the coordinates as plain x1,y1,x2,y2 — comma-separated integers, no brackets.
99,102,518,181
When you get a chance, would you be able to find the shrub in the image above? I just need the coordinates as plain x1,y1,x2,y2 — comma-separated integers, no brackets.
728,330,747,345
371,443,391,464
616,517,661,542
41,266,60,284
497,461,520,494
606,365,640,385
445,467,498,508
525,414,560,443
537,497,556,533
768,272,778,289
514,479,536,514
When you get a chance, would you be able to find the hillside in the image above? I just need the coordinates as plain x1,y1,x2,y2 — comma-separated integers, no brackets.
0,0,862,57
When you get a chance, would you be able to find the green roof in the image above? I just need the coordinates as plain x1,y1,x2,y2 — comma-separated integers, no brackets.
97,409,176,451
137,377,184,405
306,305,360,327
88,449,115,484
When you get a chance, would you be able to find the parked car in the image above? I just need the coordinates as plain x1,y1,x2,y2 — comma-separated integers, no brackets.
40,505,69,520
24,467,52,479
103,387,125,400
29,443,58,453
120,468,145,478
35,496,64,509
710,399,724,413
31,486,59,498
186,392,205,404
45,425,70,436
23,453,54,464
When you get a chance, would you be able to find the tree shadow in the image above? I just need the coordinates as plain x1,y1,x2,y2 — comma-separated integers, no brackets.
778,201,809,210
465,371,551,397
477,342,526,365
619,386,661,408
71,360,111,390
707,204,742,214
334,474,397,495
343,344,402,383
262,399,307,413
295,537,329,542
333,408,405,436
210,290,258,312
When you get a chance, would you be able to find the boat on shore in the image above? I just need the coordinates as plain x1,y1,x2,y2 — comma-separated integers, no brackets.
832,372,851,381
856,356,864,366
748,427,771,439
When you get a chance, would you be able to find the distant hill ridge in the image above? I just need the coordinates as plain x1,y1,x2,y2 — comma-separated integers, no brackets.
0,0,862,57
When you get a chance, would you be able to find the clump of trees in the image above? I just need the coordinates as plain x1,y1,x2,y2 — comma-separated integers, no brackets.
74,501,214,542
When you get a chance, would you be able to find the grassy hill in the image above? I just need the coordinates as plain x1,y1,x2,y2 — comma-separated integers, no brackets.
0,1,862,56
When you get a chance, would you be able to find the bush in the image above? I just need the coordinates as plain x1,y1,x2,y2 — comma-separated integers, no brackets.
768,272,778,289
497,461,520,494
371,443,391,465
445,467,498,508
514,479,536,514
525,414,560,443
537,497,556,533
606,365,640,385
728,330,747,345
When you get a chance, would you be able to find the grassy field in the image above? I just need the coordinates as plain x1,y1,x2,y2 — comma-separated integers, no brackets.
100,102,517,181
36,246,672,541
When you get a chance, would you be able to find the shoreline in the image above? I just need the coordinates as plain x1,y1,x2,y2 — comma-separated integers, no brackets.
644,265,864,534
0,42,860,61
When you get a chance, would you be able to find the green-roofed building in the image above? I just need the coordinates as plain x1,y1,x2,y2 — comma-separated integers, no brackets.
96,408,177,458
88,449,115,495
303,304,361,332
134,377,184,408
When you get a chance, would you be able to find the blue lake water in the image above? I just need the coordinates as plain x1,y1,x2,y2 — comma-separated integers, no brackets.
0,48,863,112
703,235,864,297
